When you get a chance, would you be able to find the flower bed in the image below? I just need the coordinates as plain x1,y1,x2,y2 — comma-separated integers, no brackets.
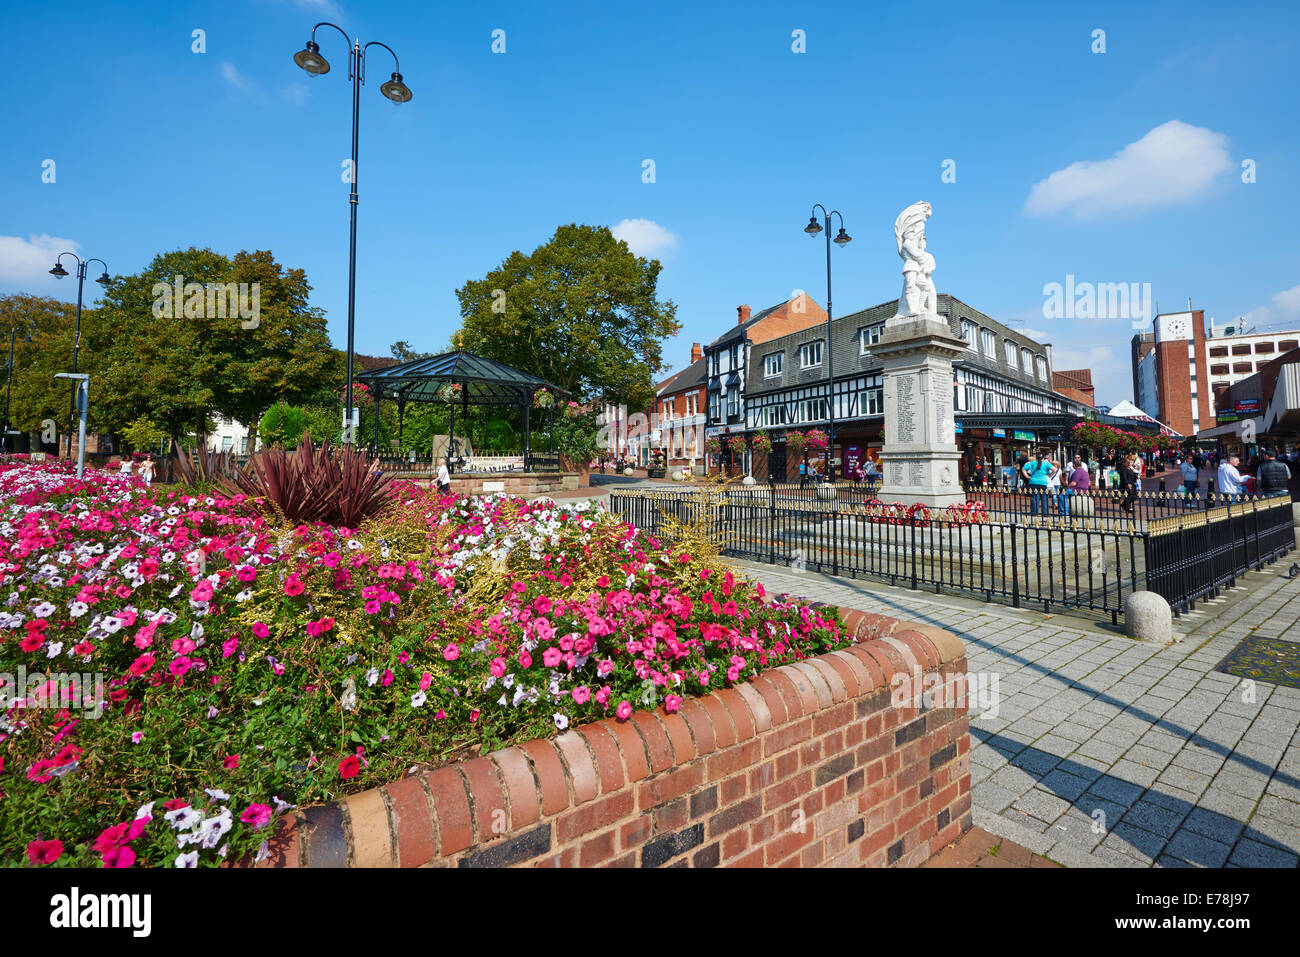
0,461,846,867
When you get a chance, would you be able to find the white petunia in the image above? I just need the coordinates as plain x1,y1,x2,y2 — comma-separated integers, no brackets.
174,851,199,868
365,668,379,687
46,641,64,658
411,690,427,708
68,602,88,618
553,713,569,730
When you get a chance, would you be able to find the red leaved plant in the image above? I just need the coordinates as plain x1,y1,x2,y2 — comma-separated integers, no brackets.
221,435,393,527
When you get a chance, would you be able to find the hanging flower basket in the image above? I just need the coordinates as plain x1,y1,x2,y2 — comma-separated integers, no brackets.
786,431,808,455
704,437,722,455
805,429,829,451
343,383,374,407
437,381,463,404
726,435,748,457
533,388,555,410
751,430,772,454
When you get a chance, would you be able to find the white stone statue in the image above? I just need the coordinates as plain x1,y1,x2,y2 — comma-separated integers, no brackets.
892,201,938,319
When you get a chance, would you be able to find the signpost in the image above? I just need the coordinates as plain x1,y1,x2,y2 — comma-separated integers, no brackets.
53,373,89,479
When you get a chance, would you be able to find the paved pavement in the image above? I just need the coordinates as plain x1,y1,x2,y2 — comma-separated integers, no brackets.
727,556,1300,868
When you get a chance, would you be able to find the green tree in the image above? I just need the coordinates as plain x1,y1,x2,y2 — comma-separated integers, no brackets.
0,294,85,441
454,224,679,410
94,247,341,449
121,415,167,452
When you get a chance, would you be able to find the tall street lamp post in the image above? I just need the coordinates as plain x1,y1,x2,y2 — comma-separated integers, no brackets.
3,328,15,454
292,23,412,447
804,207,851,478
49,253,110,458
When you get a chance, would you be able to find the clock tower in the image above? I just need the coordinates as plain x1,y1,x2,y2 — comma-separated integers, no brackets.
1151,308,1212,436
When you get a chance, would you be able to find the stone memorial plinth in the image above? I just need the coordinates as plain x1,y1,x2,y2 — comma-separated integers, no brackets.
875,201,967,510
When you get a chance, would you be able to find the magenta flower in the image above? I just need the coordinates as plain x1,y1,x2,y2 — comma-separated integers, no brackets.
443,643,460,661
27,840,63,865
616,700,633,720
252,622,270,639
240,804,273,829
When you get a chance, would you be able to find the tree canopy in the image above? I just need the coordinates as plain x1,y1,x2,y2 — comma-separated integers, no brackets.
453,224,679,410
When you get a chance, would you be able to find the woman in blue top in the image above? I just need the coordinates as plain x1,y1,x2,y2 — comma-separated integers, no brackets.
1022,450,1054,516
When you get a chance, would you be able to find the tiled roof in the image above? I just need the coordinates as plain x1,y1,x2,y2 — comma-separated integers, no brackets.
656,356,706,396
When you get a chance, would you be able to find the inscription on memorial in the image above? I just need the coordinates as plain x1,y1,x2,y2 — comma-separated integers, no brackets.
896,374,916,444
908,461,926,486
889,462,903,485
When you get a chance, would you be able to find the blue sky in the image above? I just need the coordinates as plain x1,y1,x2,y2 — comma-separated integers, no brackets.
3,0,1297,406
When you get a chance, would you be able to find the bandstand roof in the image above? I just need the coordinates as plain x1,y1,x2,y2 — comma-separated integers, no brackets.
354,350,570,406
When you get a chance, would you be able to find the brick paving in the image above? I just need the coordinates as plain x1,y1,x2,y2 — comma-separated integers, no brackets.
922,825,1061,868
726,555,1300,868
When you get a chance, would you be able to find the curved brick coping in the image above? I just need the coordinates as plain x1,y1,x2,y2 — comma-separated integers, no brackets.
247,606,970,868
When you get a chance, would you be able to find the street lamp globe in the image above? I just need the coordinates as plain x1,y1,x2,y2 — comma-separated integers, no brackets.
833,227,852,246
49,262,69,279
804,216,822,237
380,72,412,103
293,41,330,75
95,272,111,287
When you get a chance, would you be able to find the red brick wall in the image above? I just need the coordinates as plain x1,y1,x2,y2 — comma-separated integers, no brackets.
254,609,971,868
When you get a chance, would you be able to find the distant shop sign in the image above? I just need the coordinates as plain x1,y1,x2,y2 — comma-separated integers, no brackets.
1012,430,1035,442
992,428,1007,439
1235,399,1260,414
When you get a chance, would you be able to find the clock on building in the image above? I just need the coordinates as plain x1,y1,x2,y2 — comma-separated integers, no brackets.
1155,314,1191,342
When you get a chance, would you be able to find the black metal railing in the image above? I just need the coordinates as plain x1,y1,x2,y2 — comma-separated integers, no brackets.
608,485,1296,624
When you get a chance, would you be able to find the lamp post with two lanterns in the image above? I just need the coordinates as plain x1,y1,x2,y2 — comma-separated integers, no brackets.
291,22,412,446
48,253,110,458
803,206,851,479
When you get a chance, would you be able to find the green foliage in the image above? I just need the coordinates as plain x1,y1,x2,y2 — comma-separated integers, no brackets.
121,416,167,452
454,224,679,410
552,405,601,461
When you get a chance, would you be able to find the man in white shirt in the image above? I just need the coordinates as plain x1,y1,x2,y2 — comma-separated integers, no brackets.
436,460,451,493
1216,453,1248,503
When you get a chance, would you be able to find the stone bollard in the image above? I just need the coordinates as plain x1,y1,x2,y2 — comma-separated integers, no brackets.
1125,590,1174,643
1292,502,1300,549
1071,494,1096,518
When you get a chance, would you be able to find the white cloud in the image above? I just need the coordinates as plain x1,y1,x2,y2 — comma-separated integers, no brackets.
1242,283,1300,330
221,61,253,93
611,219,678,258
280,83,310,105
0,234,79,285
1025,120,1232,219
1018,326,1048,340
293,0,343,15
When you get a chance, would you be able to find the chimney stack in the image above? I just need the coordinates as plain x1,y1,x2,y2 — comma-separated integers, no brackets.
690,342,702,363
737,304,751,325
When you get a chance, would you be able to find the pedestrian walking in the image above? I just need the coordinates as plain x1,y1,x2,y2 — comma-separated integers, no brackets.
1119,453,1139,515
1216,453,1248,504
1179,456,1200,508
139,453,155,485
1023,450,1053,517
436,459,451,493
1257,448,1291,499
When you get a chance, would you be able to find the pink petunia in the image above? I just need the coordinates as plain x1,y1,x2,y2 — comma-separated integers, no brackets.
542,647,562,668
222,637,239,658
252,622,270,639
223,754,240,770
127,653,155,677
27,839,63,865
419,672,433,691
664,695,682,713
380,669,394,687
443,643,460,661
616,700,633,721
571,686,591,705
338,755,361,779
490,657,507,678
240,803,273,829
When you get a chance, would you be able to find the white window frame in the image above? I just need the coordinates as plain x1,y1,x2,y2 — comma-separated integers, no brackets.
763,353,783,378
800,341,824,369
1021,347,1033,374
1035,356,1048,382
981,329,996,358
1004,340,1018,366
961,319,976,350
859,324,884,355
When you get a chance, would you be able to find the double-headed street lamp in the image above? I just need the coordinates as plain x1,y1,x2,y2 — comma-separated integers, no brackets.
49,253,111,457
292,22,412,446
804,206,851,478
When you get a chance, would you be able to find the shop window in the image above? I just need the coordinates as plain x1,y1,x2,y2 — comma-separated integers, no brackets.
1256,342,1275,353
1208,346,1228,358
1233,362,1253,373
1231,344,1252,355
1210,364,1229,376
